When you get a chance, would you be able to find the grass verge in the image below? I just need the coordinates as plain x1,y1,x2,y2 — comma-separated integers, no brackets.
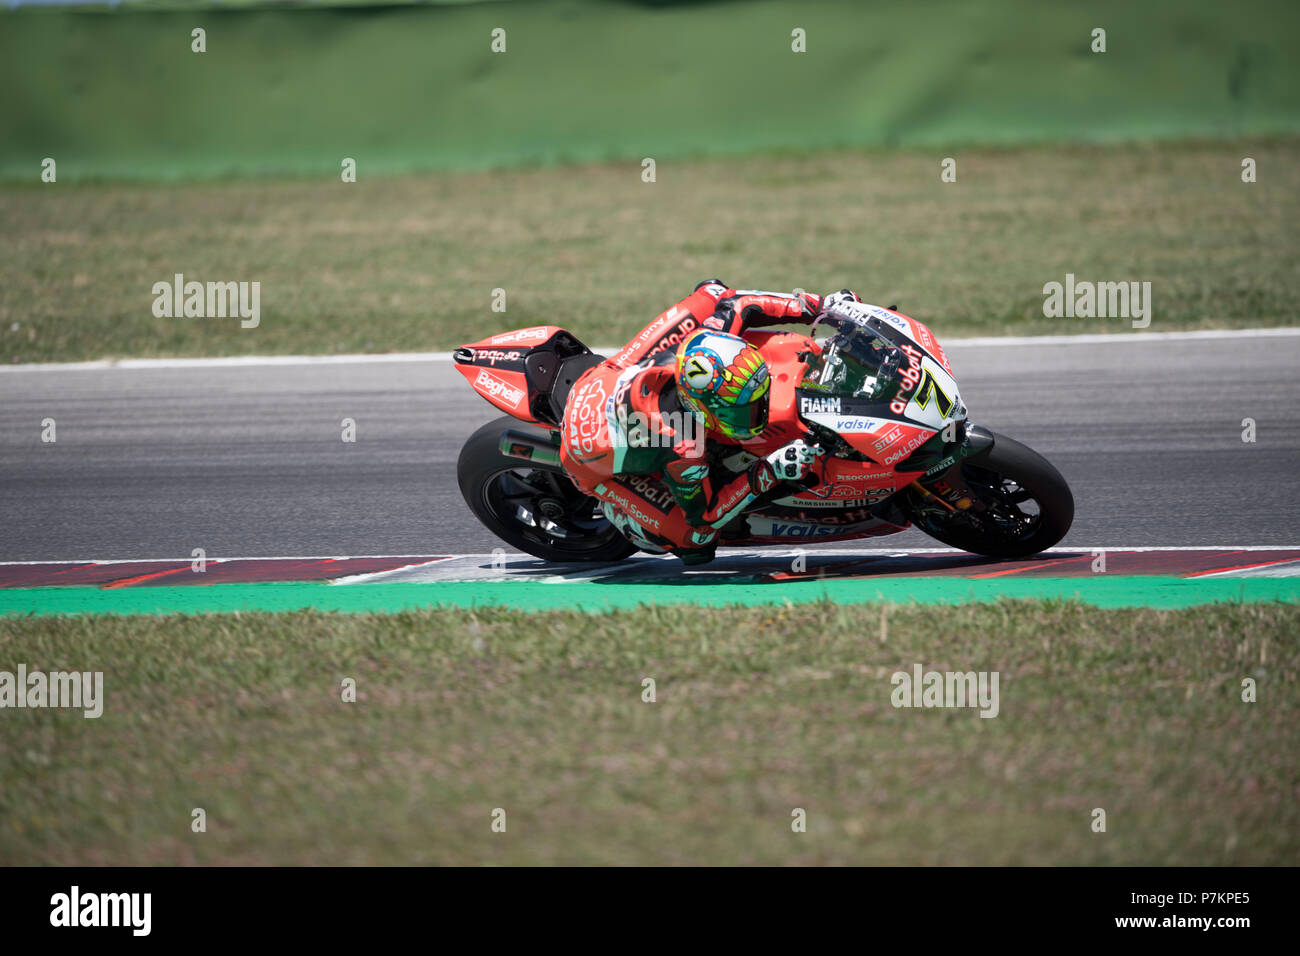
1,599,1295,864
2,139,1297,363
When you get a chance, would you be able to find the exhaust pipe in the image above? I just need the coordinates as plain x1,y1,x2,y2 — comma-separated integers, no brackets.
499,429,562,468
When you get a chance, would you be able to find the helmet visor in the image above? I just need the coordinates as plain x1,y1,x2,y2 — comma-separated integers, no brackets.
714,398,768,439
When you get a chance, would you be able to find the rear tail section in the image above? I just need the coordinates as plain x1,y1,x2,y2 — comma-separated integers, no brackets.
453,326,603,425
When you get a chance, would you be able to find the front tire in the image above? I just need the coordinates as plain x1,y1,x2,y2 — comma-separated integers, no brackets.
456,417,637,563
905,431,1074,558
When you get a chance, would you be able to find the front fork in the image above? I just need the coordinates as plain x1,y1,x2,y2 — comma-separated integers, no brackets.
904,423,995,517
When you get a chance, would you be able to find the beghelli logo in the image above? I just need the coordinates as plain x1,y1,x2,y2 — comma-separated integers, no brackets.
474,368,525,408
151,273,260,328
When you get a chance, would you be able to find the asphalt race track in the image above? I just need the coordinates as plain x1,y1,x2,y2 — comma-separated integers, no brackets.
2,331,1298,564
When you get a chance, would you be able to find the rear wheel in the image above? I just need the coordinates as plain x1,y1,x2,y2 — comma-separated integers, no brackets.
905,431,1073,558
456,417,637,563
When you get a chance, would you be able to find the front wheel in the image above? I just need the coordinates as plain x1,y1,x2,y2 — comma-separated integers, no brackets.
904,431,1074,558
456,416,637,563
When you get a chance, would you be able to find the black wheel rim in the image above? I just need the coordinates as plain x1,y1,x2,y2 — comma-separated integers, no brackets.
955,462,1044,544
480,466,628,556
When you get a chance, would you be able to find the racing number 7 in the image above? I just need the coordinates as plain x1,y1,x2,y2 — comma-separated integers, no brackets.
913,368,954,417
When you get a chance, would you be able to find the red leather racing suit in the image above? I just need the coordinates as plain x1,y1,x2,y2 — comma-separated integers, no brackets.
559,279,824,556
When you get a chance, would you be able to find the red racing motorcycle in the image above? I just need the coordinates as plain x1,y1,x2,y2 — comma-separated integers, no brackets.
452,304,1073,563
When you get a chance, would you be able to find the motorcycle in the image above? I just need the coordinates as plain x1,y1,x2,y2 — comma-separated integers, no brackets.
452,303,1073,563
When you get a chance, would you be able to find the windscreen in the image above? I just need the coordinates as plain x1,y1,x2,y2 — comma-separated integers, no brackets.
802,315,908,407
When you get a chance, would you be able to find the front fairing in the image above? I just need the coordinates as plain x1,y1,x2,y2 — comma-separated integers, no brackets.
798,308,966,470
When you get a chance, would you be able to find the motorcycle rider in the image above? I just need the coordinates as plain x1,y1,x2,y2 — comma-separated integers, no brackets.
559,279,864,564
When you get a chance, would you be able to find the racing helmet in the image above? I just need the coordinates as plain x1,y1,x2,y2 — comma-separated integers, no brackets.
674,330,771,441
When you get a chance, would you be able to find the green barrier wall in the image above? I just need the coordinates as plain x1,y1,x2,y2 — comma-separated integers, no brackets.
3,0,1299,180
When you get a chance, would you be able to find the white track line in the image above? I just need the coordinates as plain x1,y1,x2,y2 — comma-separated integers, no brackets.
0,352,457,373
943,328,1300,347
2,546,1298,568
328,546,1300,586
1196,560,1300,579
0,554,451,566
3,328,1298,373
5,548,1297,586
2,546,1299,569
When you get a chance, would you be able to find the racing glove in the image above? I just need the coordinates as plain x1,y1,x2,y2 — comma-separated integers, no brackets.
743,439,823,498
763,439,824,483
689,440,824,535
818,289,864,320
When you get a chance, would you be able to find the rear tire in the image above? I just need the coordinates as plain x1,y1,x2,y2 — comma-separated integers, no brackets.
456,417,637,563
905,431,1074,558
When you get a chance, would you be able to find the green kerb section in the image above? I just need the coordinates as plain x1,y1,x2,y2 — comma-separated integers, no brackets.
4,0,1299,181
1,577,1296,617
